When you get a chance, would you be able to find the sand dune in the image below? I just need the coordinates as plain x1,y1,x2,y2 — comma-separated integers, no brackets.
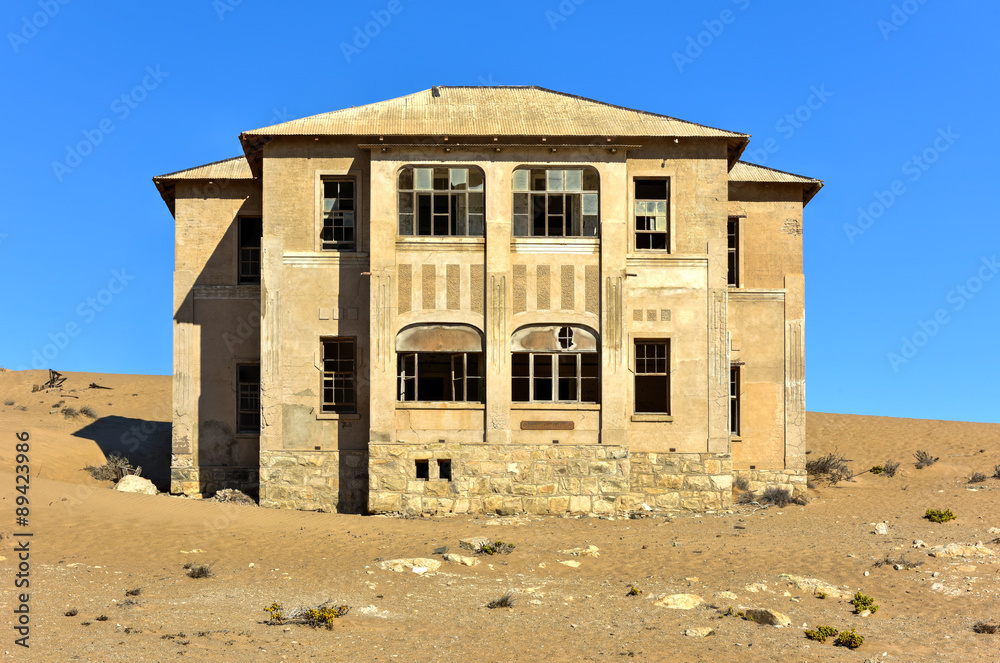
1,369,998,662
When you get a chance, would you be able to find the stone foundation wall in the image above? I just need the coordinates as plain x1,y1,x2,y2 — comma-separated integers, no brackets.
259,450,367,513
368,444,733,516
733,468,807,497
170,465,259,498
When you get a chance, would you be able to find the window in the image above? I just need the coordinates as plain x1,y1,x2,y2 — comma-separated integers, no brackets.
415,459,429,480
398,166,484,236
321,179,355,250
236,364,260,433
729,366,741,436
727,217,739,287
634,179,668,251
511,325,599,403
397,352,483,402
634,341,669,414
512,167,599,237
437,459,452,481
238,217,262,284
321,339,356,413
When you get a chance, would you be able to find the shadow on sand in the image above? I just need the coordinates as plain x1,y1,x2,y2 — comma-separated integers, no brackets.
72,416,171,491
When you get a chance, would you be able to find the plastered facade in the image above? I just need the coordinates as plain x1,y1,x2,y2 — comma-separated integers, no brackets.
154,87,821,514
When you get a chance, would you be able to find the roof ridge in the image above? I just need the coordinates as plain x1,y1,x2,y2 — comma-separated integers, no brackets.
735,159,823,183
154,155,250,180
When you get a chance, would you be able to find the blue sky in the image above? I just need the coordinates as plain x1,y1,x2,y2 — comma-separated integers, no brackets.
1,0,997,423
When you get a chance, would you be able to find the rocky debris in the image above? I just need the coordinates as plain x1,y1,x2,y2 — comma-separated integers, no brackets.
442,553,479,567
211,489,256,506
714,591,739,601
558,560,581,568
114,475,158,495
376,558,441,573
778,574,847,598
684,627,715,637
744,582,770,593
927,542,996,558
988,527,1000,535
873,522,889,535
353,605,390,618
912,539,927,548
743,608,791,627
557,545,600,557
653,594,704,609
459,537,492,551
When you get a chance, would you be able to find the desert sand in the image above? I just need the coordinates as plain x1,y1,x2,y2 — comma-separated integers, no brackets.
1,368,998,662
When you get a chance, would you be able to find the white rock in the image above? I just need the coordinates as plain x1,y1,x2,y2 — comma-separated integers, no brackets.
654,594,704,610
684,627,715,637
714,591,739,601
114,475,158,495
376,558,441,573
912,540,926,548
558,545,600,557
873,522,889,535
558,560,581,568
442,553,479,567
777,574,846,598
927,543,996,558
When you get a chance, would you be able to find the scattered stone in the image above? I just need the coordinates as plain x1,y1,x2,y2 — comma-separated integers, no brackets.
714,591,739,601
653,594,704,610
114,476,158,495
376,558,441,573
744,583,769,593
744,608,791,627
459,537,492,551
442,553,479,567
912,540,927,549
684,627,715,637
558,560,581,568
211,489,256,506
873,522,889,535
777,574,846,598
859,609,871,617
988,527,1000,535
558,545,600,557
927,542,996,558
863,570,870,577
672,541,682,547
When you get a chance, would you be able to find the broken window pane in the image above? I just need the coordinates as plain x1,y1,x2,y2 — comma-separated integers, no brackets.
450,168,467,190
513,168,599,237
469,168,484,191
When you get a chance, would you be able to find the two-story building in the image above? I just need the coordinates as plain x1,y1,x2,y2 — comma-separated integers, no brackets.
153,86,822,515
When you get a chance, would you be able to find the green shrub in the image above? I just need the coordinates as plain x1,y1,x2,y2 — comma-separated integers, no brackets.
805,625,838,643
851,591,879,614
626,585,642,596
477,540,516,555
265,601,349,628
835,628,864,649
870,465,884,475
925,508,956,523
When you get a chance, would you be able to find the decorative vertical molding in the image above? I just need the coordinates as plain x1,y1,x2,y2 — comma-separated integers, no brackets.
709,289,727,389
605,275,624,370
786,320,805,427
513,264,527,313
490,274,506,368
373,274,391,371
585,265,599,314
397,264,411,314
536,265,551,310
421,264,435,310
561,264,575,311
470,264,485,314
446,264,460,310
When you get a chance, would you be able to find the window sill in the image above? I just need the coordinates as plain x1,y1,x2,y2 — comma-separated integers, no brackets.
316,412,361,421
512,403,600,411
631,414,674,422
729,435,742,442
396,402,485,410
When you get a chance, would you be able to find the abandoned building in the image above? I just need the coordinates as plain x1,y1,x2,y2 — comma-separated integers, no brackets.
152,86,822,515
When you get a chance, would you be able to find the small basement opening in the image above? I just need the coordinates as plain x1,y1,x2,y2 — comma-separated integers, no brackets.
415,459,429,480
437,459,452,481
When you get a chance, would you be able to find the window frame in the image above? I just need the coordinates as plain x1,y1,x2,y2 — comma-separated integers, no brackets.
633,178,670,252
511,351,600,404
727,216,741,288
729,365,741,437
237,216,262,285
512,167,600,238
397,165,485,238
236,363,260,434
396,351,485,403
633,339,671,415
320,337,357,414
319,177,357,252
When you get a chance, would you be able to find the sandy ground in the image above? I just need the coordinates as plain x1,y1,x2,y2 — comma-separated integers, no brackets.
1,368,999,662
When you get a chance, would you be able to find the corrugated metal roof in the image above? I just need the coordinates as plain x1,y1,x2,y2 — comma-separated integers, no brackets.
153,156,253,181
242,86,748,139
729,160,824,205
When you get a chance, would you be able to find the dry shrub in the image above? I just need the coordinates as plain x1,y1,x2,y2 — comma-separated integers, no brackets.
969,472,987,484
806,451,854,484
3,398,14,406
873,552,922,570
913,450,938,469
79,405,98,419
733,475,750,491
993,465,1000,480
125,588,141,597
61,406,79,419
83,454,141,483
186,564,213,579
64,609,78,617
883,459,900,477
487,593,515,609
759,486,808,507
973,621,999,634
